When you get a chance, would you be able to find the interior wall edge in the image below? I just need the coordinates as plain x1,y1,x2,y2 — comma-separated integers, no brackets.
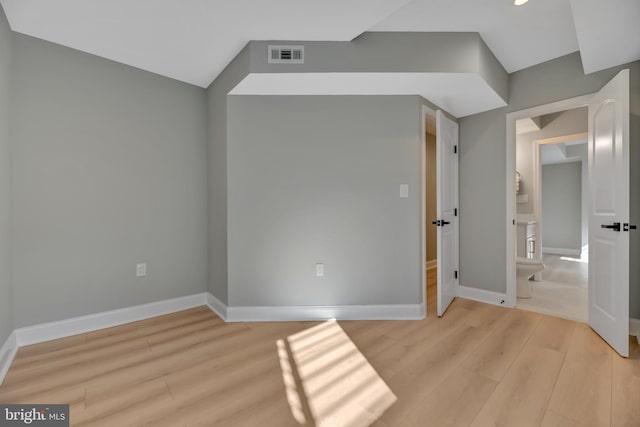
0,331,17,387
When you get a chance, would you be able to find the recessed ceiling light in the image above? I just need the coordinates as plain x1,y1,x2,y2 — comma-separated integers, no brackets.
514,0,529,5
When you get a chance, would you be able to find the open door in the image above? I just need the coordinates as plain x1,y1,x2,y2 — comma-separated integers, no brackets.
436,110,459,316
588,69,630,357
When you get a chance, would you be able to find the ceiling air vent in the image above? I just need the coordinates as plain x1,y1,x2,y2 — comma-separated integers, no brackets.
268,45,304,64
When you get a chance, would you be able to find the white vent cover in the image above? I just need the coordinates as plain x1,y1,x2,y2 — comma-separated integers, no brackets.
268,45,304,64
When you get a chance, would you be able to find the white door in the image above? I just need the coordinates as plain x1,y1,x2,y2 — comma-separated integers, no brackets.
436,110,459,316
588,69,630,357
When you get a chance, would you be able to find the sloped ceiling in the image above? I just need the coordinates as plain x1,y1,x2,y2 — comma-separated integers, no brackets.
371,0,579,73
0,0,639,88
569,0,640,74
0,0,413,87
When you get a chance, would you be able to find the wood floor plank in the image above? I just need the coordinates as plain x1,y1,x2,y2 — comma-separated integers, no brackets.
545,323,613,427
84,306,215,342
75,378,173,426
469,344,567,427
527,314,576,354
611,343,640,427
467,313,575,427
540,410,585,427
394,367,497,427
12,308,216,370
461,309,540,382
378,322,492,426
16,333,88,359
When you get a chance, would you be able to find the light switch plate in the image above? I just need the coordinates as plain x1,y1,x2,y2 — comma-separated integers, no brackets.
136,263,147,277
400,184,409,198
315,263,324,277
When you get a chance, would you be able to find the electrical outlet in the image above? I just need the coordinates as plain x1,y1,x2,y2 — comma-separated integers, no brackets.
136,263,147,277
316,263,324,277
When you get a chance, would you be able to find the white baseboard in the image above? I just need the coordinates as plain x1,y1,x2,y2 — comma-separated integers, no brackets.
458,285,508,308
542,247,581,256
0,331,18,386
631,318,640,345
225,302,424,322
426,259,437,270
205,292,227,321
11,291,426,347
15,293,208,347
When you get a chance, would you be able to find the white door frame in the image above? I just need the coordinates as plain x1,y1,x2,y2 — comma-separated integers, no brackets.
533,132,588,263
505,94,594,307
421,105,437,317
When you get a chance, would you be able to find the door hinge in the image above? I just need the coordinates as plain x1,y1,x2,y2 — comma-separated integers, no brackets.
454,270,458,279
454,208,458,217
453,145,458,154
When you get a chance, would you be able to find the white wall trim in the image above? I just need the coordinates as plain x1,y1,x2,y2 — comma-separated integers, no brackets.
0,331,18,386
542,247,582,256
15,293,208,347
205,292,227,321
225,303,425,322
458,285,508,308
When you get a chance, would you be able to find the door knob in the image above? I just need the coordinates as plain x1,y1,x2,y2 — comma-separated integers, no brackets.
623,223,637,232
441,220,451,226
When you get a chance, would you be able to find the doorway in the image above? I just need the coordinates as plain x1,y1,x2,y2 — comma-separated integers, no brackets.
421,105,459,318
513,108,589,322
505,69,632,357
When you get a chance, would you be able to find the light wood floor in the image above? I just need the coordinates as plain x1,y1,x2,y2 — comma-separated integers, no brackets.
1,298,639,426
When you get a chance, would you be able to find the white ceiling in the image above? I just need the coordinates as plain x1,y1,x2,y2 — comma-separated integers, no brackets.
229,73,507,118
371,0,579,73
569,0,640,74
0,0,413,87
541,139,586,165
1,0,638,88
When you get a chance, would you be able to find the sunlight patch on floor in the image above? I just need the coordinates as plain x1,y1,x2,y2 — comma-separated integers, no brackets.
277,320,397,426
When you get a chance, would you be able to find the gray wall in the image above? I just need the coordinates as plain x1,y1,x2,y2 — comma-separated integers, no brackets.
0,4,14,345
459,53,640,317
541,162,582,251
226,96,423,306
566,143,588,248
11,34,208,327
206,44,250,305
516,107,587,215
